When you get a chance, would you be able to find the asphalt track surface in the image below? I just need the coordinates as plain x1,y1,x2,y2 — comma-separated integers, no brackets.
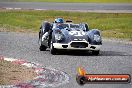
0,2,132,13
0,32,132,88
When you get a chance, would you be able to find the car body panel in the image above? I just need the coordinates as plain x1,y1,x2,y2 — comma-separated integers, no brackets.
39,21,102,54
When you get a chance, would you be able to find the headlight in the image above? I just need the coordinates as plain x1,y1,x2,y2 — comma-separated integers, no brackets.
55,33,64,41
93,34,101,42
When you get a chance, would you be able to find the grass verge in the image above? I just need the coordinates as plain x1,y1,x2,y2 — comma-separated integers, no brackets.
0,60,36,85
0,10,132,40
4,0,132,3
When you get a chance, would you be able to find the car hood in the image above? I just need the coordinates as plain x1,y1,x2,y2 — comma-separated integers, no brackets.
61,28,88,43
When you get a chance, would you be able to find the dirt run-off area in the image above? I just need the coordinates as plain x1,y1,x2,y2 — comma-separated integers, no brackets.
0,60,37,85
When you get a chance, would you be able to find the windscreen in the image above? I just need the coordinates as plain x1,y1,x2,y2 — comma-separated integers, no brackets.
70,24,80,28
56,23,69,29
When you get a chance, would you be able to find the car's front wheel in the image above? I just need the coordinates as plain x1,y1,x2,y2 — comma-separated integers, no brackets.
50,41,57,55
92,50,100,55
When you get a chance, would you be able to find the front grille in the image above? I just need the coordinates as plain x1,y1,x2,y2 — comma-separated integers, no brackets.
70,42,88,48
62,45,68,48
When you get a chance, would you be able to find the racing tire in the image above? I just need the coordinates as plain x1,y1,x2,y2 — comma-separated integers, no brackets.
39,44,47,51
39,33,47,51
92,50,100,55
50,41,57,55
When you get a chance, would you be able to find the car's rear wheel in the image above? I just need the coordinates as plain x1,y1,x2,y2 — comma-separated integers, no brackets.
92,50,100,55
39,35,47,51
39,44,47,51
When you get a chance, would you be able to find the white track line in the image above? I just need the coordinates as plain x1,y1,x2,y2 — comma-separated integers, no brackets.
0,7,132,13
0,56,69,88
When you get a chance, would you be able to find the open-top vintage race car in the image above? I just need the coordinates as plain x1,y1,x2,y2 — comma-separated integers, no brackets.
39,18,102,55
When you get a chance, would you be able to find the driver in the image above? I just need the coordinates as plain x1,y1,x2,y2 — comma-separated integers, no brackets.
52,18,64,29
42,18,64,45
56,23,64,29
54,18,64,23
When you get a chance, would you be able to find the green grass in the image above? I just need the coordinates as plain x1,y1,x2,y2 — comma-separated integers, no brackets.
8,0,132,3
0,10,132,40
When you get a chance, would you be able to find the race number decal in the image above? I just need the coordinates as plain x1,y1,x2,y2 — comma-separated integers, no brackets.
69,31,85,36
